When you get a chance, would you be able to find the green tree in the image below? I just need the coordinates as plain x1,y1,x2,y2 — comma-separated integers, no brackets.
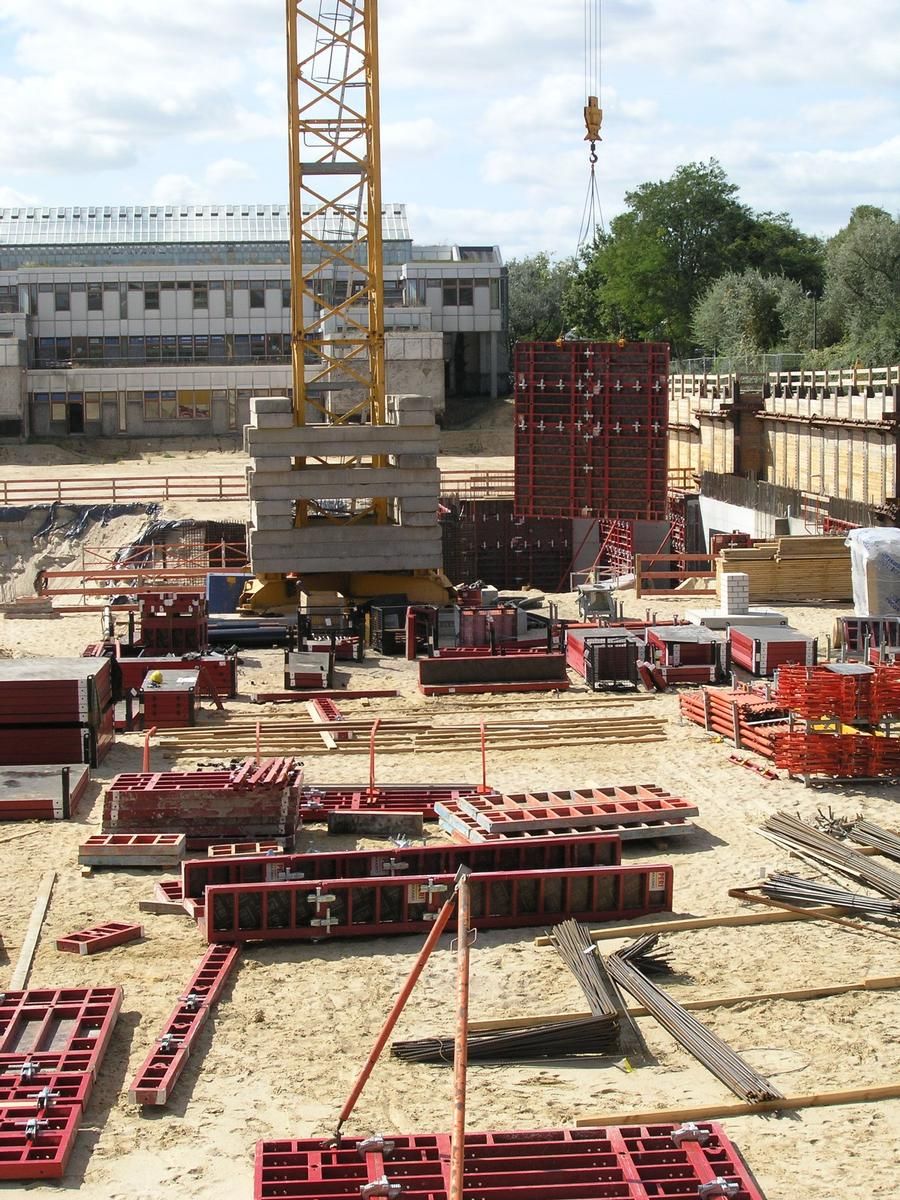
740,212,825,295
822,206,900,363
506,252,578,350
692,269,815,358
567,160,757,353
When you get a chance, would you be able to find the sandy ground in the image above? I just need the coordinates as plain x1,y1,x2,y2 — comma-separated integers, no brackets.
0,437,899,1197
2,592,900,1200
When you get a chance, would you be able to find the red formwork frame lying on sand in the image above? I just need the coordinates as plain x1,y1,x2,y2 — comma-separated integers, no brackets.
55,922,143,956
254,1124,767,1200
204,865,673,945
174,833,623,919
0,987,122,1180
455,785,699,835
299,784,482,822
127,944,239,1106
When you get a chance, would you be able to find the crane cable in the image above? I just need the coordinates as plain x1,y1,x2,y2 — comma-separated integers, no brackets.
577,0,605,251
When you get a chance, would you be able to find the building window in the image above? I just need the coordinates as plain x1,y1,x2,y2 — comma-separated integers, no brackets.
87,284,103,311
250,334,266,359
88,337,103,361
50,392,67,423
194,335,209,362
85,392,102,423
160,390,177,419
145,336,161,361
162,336,177,360
144,391,160,420
193,283,208,310
249,281,265,309
281,284,291,309
55,287,70,312
490,279,501,310
145,285,160,311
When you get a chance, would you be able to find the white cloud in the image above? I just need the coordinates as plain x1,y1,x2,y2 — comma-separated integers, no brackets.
205,158,258,189
382,118,440,157
149,174,209,206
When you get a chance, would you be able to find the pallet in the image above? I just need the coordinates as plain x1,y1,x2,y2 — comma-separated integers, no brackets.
204,864,673,944
56,923,143,956
254,1123,766,1200
127,944,239,1105
78,833,185,868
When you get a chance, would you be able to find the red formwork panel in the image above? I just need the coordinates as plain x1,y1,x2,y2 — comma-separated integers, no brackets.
102,758,302,843
115,653,237,699
458,785,698,833
127,944,239,1105
0,764,90,821
435,800,694,844
0,1098,83,1180
56,923,143,956
0,658,112,725
78,832,185,868
207,840,285,857
139,594,208,654
0,988,123,1066
181,834,623,915
299,785,480,822
204,864,673,944
730,626,817,676
514,341,669,520
254,1124,768,1200
0,1068,93,1110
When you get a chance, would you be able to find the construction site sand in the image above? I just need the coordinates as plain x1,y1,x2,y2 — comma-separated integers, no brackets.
0,435,897,1197
3,589,900,1200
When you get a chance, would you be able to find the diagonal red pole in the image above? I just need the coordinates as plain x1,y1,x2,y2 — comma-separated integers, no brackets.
332,868,467,1143
367,717,381,795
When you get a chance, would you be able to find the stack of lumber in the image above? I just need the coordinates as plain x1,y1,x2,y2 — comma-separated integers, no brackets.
159,712,668,758
717,535,851,602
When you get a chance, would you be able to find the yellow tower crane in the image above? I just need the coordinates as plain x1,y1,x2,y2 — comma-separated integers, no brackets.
242,0,452,611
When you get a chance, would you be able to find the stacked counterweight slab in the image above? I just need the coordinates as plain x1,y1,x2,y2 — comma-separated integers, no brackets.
245,395,442,575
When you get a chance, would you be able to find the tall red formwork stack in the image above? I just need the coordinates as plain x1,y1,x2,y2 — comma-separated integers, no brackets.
514,341,669,520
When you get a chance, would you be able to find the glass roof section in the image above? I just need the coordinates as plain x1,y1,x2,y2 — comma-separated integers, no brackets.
0,204,411,246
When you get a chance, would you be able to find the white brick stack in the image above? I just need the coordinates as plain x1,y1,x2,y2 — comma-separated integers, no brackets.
245,395,442,575
720,571,750,615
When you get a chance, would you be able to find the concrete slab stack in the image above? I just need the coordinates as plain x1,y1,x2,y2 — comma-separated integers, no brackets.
245,395,442,575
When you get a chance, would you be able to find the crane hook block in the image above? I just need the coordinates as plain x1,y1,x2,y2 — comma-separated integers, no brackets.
584,95,603,142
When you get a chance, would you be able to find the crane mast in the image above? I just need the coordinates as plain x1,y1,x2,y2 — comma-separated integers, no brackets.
286,0,387,523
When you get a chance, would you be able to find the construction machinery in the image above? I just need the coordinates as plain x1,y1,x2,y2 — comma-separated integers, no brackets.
241,0,452,612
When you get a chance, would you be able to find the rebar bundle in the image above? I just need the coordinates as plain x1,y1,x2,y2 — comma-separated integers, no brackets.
759,811,900,900
607,937,784,1103
390,1014,620,1064
760,872,900,917
849,819,900,865
550,918,650,1062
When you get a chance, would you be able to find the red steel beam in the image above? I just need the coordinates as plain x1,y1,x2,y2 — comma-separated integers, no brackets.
55,923,143,956
127,944,239,1106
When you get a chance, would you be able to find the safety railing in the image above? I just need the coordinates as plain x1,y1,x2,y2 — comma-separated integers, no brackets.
0,475,249,505
634,552,718,599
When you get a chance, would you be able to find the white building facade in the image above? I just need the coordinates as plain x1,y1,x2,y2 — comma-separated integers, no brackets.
0,205,508,440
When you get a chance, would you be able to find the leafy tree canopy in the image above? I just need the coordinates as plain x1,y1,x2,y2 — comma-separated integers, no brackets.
505,252,578,349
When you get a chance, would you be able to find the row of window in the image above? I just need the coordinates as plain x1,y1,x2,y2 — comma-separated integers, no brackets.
33,333,292,366
42,279,291,314
33,386,289,427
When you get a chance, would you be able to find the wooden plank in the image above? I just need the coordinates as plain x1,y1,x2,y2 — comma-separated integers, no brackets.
532,904,849,946
138,899,189,915
469,974,900,1031
9,871,56,989
575,1081,900,1127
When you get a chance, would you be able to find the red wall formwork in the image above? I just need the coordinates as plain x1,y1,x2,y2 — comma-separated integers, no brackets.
514,341,669,519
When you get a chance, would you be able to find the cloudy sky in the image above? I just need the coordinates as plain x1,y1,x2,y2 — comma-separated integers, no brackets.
0,0,897,260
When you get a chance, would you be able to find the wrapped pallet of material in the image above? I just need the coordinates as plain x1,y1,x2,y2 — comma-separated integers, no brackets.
846,528,900,615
